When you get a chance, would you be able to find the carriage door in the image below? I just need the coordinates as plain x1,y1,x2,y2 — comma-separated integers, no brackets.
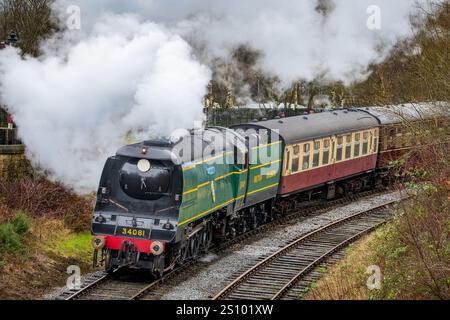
233,136,249,211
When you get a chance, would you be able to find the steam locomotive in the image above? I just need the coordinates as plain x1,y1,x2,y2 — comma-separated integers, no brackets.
91,104,449,275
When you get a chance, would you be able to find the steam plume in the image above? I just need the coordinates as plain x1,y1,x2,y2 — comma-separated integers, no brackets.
0,1,427,192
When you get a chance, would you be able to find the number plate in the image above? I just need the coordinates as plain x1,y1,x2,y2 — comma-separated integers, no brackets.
118,227,149,239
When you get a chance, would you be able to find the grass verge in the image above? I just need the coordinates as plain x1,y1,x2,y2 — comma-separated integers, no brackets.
0,217,95,299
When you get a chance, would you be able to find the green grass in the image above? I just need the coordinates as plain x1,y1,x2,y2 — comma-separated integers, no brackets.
317,266,328,273
50,231,93,263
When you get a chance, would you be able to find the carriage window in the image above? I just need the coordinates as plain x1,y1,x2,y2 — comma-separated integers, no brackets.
292,157,300,173
336,136,343,162
362,132,369,155
292,145,300,173
285,149,291,172
304,143,310,153
313,141,320,168
345,134,352,159
322,139,330,166
354,133,361,157
302,143,311,170
374,134,379,153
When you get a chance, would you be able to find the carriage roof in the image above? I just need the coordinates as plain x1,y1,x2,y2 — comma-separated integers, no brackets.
234,109,379,145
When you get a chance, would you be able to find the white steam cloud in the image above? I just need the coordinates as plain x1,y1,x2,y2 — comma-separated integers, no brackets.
56,0,423,83
0,1,426,193
0,14,210,192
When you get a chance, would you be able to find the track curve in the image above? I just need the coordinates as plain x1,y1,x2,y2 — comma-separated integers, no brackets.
212,199,401,300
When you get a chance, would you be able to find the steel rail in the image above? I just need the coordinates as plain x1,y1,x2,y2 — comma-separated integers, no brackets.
212,198,402,300
63,272,109,300
271,220,386,300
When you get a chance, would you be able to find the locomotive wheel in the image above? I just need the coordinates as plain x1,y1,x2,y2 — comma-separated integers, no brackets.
248,210,258,230
179,244,189,264
189,234,200,258
201,224,213,251
226,218,237,239
238,217,247,235
259,204,268,224
258,211,268,225
105,249,115,274
228,226,237,239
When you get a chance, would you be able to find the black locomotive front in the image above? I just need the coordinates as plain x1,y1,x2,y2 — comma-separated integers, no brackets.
91,141,183,274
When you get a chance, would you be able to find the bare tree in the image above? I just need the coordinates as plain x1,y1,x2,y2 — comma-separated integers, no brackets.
0,0,56,56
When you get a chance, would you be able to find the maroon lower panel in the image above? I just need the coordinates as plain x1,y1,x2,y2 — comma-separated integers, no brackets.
280,155,377,195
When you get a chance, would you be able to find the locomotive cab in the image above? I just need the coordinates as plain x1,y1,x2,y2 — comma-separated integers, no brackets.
91,139,183,274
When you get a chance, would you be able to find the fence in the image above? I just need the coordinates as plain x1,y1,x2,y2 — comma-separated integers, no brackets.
0,127,21,145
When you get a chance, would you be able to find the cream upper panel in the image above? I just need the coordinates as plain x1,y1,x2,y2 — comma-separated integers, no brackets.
282,128,379,177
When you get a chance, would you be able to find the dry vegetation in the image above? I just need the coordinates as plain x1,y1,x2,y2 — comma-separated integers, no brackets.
0,176,94,299
0,217,94,299
0,176,92,231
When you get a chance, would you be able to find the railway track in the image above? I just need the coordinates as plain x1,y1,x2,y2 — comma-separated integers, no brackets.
212,198,400,300
56,260,196,300
56,188,394,300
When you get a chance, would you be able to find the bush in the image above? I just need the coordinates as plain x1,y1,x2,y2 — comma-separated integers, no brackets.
0,212,31,253
0,223,22,251
12,211,31,235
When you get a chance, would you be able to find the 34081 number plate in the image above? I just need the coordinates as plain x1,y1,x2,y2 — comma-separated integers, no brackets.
118,227,149,238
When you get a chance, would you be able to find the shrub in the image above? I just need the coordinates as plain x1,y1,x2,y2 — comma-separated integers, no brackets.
0,211,31,253
0,223,22,252
11,211,31,236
